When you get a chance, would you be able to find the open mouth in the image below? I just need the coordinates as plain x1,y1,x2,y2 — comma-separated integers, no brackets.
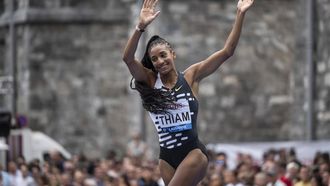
160,65,167,70
157,63,168,71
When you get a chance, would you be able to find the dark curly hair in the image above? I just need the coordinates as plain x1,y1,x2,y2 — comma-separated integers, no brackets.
130,35,180,114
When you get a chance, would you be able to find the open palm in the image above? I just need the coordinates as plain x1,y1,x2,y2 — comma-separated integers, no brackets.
139,0,160,28
237,0,254,13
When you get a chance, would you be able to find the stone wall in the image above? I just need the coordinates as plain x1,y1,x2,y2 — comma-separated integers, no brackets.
291,0,308,140
0,0,137,157
0,28,5,106
316,0,330,138
0,0,329,158
291,0,330,140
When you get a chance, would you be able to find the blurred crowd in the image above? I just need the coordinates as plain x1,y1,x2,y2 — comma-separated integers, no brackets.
0,134,329,186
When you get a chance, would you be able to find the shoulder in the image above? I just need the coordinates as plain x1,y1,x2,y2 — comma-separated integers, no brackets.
183,66,201,97
183,68,193,84
183,64,200,86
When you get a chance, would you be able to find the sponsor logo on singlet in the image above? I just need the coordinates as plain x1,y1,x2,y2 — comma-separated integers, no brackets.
150,99,192,133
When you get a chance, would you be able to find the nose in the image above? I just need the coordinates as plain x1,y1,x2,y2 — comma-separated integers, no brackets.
155,58,165,67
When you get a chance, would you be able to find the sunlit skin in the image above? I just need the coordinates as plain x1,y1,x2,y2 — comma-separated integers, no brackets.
150,47,175,74
122,0,254,185
149,45,178,87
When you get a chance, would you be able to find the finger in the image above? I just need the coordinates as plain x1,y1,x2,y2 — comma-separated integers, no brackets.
151,11,160,20
146,0,154,8
144,0,151,8
143,0,148,8
152,10,161,18
152,0,158,9
153,0,158,7
248,0,253,7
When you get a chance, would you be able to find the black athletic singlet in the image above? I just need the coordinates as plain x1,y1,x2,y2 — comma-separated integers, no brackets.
148,72,199,149
148,72,208,169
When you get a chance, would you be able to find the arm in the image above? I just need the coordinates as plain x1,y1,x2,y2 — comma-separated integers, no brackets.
185,0,254,82
122,0,160,83
122,28,149,83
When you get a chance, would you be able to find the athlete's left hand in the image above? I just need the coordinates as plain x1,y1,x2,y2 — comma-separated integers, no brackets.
237,0,254,13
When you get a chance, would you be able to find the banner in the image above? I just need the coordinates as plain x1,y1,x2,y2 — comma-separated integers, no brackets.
207,140,330,169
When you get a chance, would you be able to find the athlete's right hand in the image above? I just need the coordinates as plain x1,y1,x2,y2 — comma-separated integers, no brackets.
138,0,160,29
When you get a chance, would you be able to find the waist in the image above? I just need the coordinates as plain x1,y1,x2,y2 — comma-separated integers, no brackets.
160,136,200,151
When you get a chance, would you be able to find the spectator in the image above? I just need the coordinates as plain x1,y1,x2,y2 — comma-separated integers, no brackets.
15,156,26,168
223,169,238,186
20,164,36,186
319,162,329,175
137,166,159,186
208,173,224,186
215,152,228,172
49,150,65,173
275,162,299,186
117,174,131,186
126,132,148,166
237,171,254,186
320,170,329,186
263,149,277,163
294,165,311,186
93,165,107,186
29,163,42,186
310,174,322,186
254,172,268,186
153,166,165,186
73,170,85,186
1,144,329,186
262,160,278,186
61,172,73,186
7,161,24,186
0,163,10,186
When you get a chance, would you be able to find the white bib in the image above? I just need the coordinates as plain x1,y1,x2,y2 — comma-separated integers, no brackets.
149,98,192,133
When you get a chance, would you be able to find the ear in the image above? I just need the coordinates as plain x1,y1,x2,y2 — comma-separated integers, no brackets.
172,50,176,59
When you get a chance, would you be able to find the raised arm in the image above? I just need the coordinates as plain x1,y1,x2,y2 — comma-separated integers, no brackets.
122,0,160,83
185,0,254,82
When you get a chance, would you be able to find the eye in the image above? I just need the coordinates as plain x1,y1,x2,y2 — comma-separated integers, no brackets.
160,52,168,58
160,54,167,58
151,56,158,63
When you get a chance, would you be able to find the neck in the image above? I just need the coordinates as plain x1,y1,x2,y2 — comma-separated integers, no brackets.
160,70,178,89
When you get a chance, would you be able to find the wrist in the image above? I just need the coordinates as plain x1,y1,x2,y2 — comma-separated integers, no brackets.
135,25,145,33
237,8,246,15
137,22,146,30
237,9,246,17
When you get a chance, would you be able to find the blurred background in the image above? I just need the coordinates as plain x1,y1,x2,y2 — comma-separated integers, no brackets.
0,0,329,185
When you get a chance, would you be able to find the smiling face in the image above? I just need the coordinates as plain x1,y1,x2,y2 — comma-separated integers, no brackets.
149,44,176,75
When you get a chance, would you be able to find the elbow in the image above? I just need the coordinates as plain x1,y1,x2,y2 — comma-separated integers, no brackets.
122,48,133,63
224,46,235,58
227,50,235,57
122,54,132,64
122,55,128,63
